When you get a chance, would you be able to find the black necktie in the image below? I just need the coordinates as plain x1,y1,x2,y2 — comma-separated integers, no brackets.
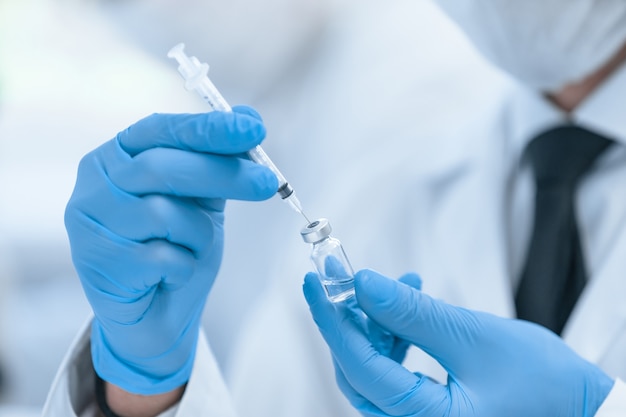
515,125,613,335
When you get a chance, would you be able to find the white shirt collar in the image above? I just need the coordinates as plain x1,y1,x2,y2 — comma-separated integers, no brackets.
575,60,626,146
508,60,626,164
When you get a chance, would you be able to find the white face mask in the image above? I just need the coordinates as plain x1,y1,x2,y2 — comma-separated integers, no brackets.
433,0,626,91
99,0,333,101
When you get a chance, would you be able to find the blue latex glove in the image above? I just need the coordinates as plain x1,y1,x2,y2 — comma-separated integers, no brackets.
65,106,277,394
303,269,615,417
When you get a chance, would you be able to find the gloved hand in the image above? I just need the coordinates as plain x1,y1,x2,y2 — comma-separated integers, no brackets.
65,106,277,395
303,269,615,417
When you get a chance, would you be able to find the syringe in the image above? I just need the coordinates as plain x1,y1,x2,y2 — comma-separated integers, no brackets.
167,43,309,222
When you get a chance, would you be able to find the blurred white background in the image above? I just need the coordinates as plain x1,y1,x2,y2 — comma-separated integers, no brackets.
0,0,500,414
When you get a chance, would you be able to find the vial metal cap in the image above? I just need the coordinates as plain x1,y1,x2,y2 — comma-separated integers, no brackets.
301,218,332,243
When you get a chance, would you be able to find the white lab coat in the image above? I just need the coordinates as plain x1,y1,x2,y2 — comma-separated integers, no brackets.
224,9,626,417
40,0,626,415
223,1,626,415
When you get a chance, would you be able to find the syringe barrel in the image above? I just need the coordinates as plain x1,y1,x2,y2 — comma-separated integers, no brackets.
192,71,291,196
169,43,295,201
194,78,231,112
247,145,290,195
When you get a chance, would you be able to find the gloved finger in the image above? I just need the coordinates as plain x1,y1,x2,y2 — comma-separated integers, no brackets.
71,227,197,324
78,192,218,254
117,106,266,157
354,269,483,374
336,367,443,417
303,273,449,416
388,336,412,364
231,105,263,121
333,358,389,417
388,272,422,362
107,145,278,201
398,272,422,290
367,272,421,359
323,255,352,279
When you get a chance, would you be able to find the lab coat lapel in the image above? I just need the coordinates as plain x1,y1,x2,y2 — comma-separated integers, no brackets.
453,163,512,317
563,219,626,363
403,128,515,381
417,132,514,319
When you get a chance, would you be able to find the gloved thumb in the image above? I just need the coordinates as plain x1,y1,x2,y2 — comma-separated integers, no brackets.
354,269,481,370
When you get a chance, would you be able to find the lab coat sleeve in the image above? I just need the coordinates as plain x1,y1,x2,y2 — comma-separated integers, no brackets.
595,378,626,417
41,315,239,417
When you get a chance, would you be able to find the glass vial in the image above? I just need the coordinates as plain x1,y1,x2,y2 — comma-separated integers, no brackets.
301,218,355,302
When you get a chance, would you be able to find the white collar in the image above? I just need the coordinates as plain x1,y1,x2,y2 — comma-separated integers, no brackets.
507,61,626,164
575,61,626,146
